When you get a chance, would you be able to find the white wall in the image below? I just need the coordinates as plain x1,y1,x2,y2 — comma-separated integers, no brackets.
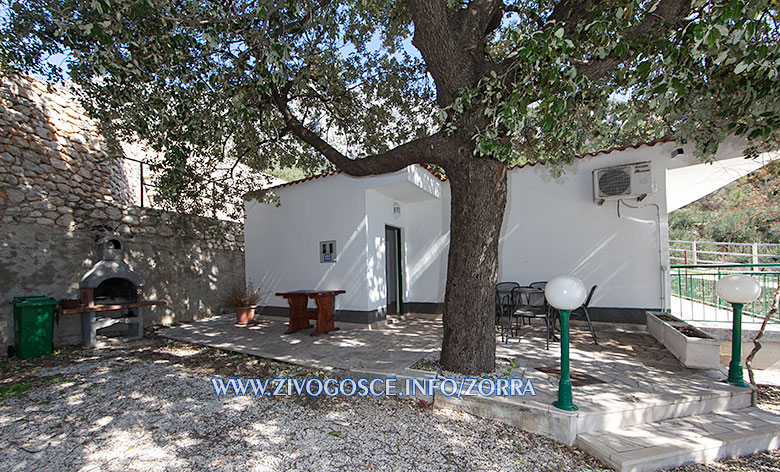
403,184,450,305
245,173,371,312
499,144,675,310
363,184,451,312
364,189,406,310
246,139,759,317
498,138,754,311
245,166,445,314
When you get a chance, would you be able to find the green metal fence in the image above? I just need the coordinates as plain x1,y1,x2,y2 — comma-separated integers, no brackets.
670,264,780,323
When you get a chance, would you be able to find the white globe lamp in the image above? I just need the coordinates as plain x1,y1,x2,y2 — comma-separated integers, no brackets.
544,275,587,411
545,275,588,310
715,274,761,387
716,274,762,304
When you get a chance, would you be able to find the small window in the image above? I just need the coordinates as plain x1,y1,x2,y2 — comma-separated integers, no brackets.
320,240,336,263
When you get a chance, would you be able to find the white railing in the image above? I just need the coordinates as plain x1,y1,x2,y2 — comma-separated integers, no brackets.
670,240,780,265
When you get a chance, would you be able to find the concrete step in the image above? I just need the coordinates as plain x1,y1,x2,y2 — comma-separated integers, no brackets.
575,384,754,435
576,407,780,472
434,379,753,446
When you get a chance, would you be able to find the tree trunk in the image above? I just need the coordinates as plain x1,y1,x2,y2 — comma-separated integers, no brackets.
440,157,508,374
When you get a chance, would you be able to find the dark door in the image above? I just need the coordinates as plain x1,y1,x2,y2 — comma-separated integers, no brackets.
385,226,403,315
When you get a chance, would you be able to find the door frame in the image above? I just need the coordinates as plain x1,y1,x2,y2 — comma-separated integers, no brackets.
385,225,404,315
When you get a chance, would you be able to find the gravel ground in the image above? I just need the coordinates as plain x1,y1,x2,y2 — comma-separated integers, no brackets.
0,333,779,471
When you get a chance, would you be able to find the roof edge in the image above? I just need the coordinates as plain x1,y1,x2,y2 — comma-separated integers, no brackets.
268,163,447,190
509,137,672,171
267,138,672,190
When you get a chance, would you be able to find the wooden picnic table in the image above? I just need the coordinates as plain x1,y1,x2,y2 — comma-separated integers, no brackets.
275,290,345,336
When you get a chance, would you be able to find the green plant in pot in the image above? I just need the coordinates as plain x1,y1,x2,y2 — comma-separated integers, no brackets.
226,282,260,326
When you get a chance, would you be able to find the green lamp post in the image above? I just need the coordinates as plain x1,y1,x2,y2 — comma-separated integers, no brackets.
545,275,588,411
715,274,762,387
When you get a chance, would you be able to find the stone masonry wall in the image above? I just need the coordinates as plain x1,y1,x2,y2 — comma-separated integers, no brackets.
0,75,142,209
0,74,246,348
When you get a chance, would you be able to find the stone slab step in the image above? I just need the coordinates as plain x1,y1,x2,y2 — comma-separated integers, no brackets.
576,407,780,472
576,385,753,434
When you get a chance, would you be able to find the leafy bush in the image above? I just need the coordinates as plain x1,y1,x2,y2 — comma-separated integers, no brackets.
670,161,780,244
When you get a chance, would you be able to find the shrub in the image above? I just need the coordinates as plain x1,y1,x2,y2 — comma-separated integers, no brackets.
225,282,261,307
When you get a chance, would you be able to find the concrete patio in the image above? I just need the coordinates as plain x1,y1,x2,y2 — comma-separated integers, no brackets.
162,315,442,377
161,313,780,471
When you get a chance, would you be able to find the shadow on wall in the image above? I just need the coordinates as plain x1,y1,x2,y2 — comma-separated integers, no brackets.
0,75,246,349
0,75,136,209
0,221,246,348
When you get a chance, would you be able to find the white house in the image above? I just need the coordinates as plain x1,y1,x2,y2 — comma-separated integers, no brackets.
244,137,775,325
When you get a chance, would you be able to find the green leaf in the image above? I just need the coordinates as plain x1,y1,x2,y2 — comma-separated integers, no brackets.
653,83,668,95
704,28,721,48
555,27,564,39
734,61,749,74
637,60,651,78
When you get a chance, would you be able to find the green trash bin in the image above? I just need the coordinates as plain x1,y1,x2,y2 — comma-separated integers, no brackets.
12,296,59,360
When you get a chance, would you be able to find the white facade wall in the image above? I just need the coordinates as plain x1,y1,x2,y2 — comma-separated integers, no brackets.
363,185,451,311
245,174,371,312
499,138,748,312
245,166,445,318
500,145,673,311
402,185,450,305
364,189,405,310
245,138,752,321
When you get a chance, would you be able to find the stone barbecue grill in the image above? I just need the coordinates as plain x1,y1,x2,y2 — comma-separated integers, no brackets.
60,236,165,347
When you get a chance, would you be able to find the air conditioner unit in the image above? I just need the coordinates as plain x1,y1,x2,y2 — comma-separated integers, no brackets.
593,161,654,204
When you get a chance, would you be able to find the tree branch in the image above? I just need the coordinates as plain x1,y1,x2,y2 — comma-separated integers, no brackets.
577,0,691,80
455,0,505,45
271,87,448,176
409,0,477,106
549,0,591,36
746,278,780,386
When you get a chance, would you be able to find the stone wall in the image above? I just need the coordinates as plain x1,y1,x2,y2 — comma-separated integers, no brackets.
0,74,246,348
0,75,143,209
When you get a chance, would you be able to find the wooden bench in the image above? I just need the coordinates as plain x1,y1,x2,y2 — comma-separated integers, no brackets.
275,290,345,336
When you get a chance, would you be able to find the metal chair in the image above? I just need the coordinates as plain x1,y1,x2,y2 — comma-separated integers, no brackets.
528,281,548,330
529,281,547,290
496,281,520,326
569,284,599,345
496,282,519,342
496,282,520,297
509,286,553,349
495,290,512,343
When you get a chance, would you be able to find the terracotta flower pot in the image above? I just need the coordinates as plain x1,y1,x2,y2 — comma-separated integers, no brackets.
235,306,256,325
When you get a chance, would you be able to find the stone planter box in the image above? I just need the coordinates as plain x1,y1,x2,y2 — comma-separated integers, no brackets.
646,311,721,369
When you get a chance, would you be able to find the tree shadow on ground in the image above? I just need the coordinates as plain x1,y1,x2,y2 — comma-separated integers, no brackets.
0,334,611,471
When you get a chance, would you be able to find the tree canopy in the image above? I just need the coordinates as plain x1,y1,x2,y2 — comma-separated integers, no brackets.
3,0,780,373
4,0,779,216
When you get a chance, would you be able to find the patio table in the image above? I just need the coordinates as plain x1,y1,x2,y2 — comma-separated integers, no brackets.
275,290,345,336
